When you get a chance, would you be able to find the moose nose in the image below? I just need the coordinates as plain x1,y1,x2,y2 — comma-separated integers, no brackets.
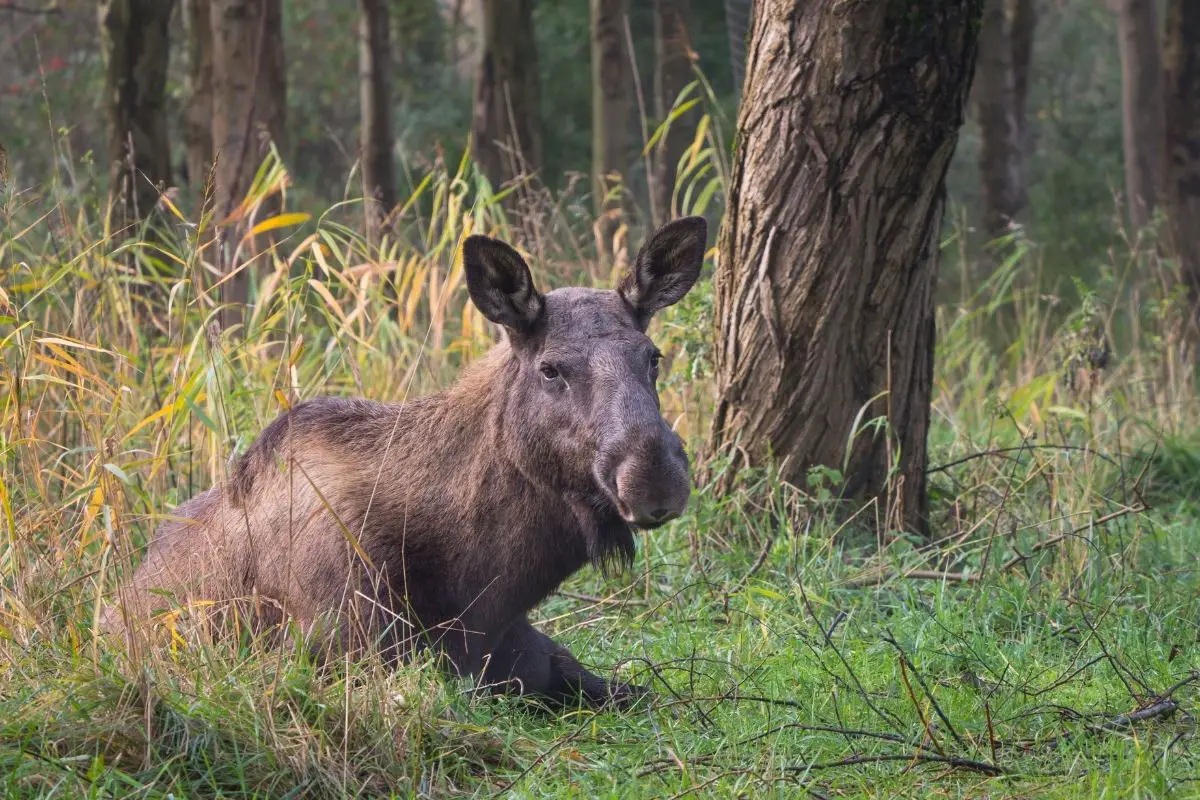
649,507,678,524
609,446,690,529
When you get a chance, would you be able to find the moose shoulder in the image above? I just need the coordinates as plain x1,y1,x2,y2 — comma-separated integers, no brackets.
103,216,708,709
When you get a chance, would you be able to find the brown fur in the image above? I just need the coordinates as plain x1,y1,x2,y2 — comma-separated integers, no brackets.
102,217,708,709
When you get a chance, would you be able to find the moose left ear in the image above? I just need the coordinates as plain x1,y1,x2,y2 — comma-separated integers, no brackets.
619,216,708,330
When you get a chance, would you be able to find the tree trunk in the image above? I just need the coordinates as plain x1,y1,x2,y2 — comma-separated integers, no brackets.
723,0,751,100
1164,0,1200,313
975,0,1023,238
652,0,694,227
183,0,213,196
1009,0,1036,155
100,0,175,228
470,0,542,191
1115,0,1165,231
590,0,631,239
210,0,287,330
359,0,396,243
707,0,984,537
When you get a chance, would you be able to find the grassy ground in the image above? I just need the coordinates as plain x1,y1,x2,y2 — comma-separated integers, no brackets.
3,144,1199,798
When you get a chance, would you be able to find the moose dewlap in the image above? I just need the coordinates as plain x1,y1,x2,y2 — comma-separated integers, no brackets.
102,216,708,708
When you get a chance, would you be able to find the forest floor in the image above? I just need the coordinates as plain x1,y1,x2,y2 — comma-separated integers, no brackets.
3,455,1198,798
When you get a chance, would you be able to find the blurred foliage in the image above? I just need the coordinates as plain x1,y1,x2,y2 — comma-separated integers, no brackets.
0,0,1138,284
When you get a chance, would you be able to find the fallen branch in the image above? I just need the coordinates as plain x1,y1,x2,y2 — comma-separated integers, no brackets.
1100,699,1179,731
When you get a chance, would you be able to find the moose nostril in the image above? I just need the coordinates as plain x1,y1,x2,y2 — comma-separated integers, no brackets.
650,507,676,522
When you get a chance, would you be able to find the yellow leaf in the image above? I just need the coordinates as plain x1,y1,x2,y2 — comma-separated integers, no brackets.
159,192,187,222
307,279,348,325
274,389,292,410
123,396,185,442
246,212,311,239
34,336,112,355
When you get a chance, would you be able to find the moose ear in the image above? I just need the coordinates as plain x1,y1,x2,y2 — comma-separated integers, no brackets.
619,216,707,329
462,234,544,335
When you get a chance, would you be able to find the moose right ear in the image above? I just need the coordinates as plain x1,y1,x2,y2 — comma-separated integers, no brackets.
462,235,544,335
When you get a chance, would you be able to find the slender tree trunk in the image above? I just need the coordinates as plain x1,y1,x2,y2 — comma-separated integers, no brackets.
1164,0,1200,314
100,0,176,228
1010,0,1036,157
652,0,694,227
976,0,1023,238
183,0,213,196
707,0,984,537
590,0,631,244
1115,0,1165,231
359,0,396,243
723,0,751,100
470,0,542,191
210,0,287,331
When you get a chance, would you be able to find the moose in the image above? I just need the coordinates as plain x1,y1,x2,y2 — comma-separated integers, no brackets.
102,216,708,709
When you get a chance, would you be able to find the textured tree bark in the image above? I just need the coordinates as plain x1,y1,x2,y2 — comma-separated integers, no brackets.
652,0,694,227
707,0,984,537
1163,0,1200,315
359,0,397,244
975,0,1023,238
590,0,631,239
100,0,175,228
210,0,287,330
1115,0,1165,231
470,0,542,191
183,0,213,194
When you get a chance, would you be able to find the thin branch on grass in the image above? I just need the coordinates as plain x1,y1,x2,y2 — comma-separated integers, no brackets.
883,632,969,753
784,752,1004,776
1000,503,1146,575
928,443,1122,474
797,579,906,732
845,568,979,589
724,530,777,598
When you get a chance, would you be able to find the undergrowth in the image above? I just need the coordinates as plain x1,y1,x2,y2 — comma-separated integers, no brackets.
2,102,1199,798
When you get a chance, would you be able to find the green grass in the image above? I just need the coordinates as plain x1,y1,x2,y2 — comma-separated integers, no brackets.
3,122,1200,797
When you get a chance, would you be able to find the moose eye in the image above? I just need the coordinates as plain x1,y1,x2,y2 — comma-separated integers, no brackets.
539,364,560,381
649,351,662,372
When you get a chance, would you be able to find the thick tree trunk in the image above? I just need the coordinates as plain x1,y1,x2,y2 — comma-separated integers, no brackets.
590,0,631,236
707,0,984,537
100,0,175,228
652,0,694,227
359,0,396,243
975,0,1023,238
1115,0,1165,231
470,0,542,191
1164,0,1200,314
210,0,287,330
183,0,213,195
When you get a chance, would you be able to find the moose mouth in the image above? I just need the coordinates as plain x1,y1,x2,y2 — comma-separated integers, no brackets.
615,499,681,529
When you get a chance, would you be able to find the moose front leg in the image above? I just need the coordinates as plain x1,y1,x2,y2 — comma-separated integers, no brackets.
480,617,646,709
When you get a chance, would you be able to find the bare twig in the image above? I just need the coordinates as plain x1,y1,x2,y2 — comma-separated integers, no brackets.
928,443,1122,474
845,568,979,589
999,504,1146,575
883,632,969,753
786,752,1004,776
724,531,777,598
